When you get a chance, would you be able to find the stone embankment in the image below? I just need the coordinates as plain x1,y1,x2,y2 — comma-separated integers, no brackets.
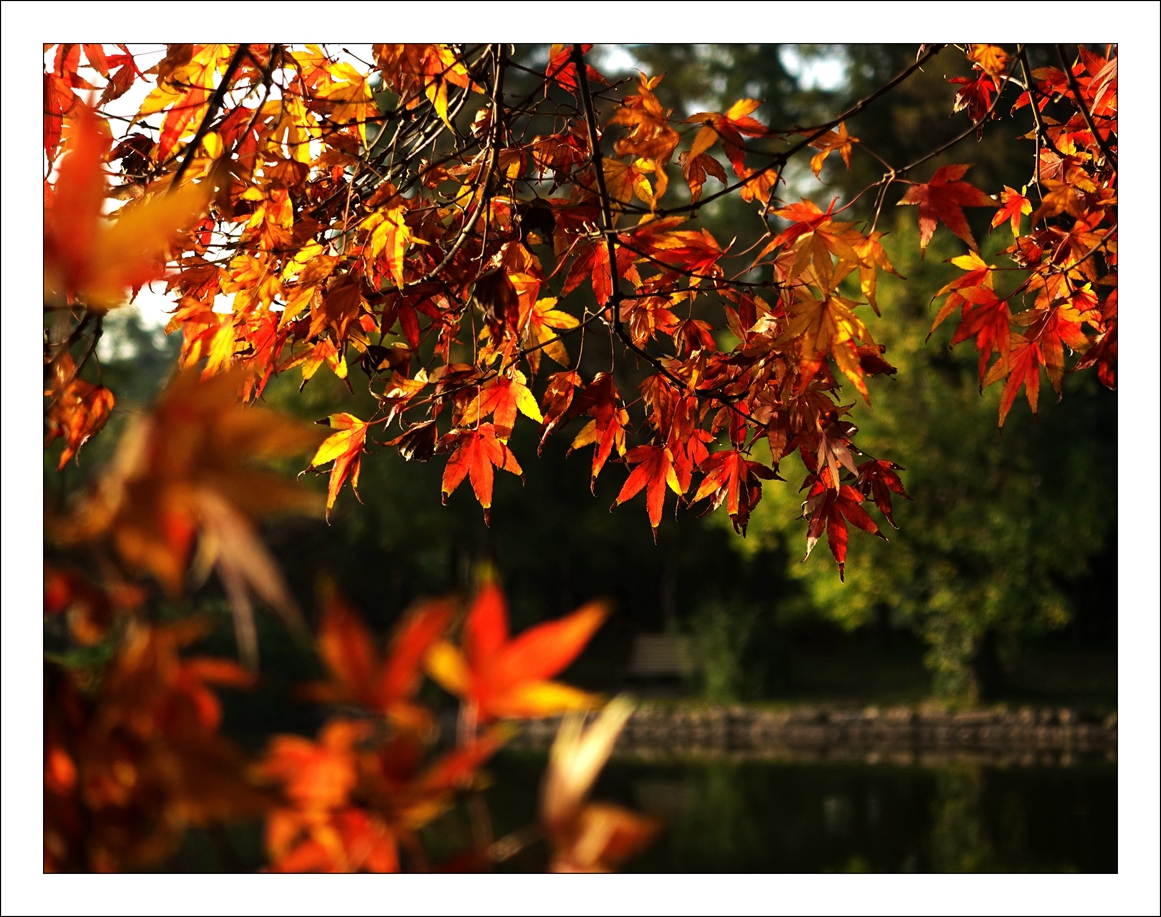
509,705,1118,766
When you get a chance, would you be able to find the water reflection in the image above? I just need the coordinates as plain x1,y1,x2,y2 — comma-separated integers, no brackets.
485,752,1116,872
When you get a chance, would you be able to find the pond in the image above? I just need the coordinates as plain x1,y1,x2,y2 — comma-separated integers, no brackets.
479,751,1117,873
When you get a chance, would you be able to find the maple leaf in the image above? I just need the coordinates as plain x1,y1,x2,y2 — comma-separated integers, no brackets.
949,287,1012,387
361,202,412,289
308,413,370,520
772,286,876,402
541,696,660,873
853,459,911,528
521,297,579,375
624,218,726,281
897,164,996,256
57,368,324,667
611,445,682,539
425,581,607,722
266,807,400,874
809,122,858,179
438,424,523,524
603,158,656,211
984,332,1042,428
683,98,769,178
992,186,1032,237
966,44,1010,78
1017,303,1091,397
949,74,996,133
801,473,886,580
678,148,728,203
759,199,868,291
461,371,543,442
690,450,777,536
538,370,582,454
137,44,235,162
568,373,629,488
46,619,266,871
928,250,997,338
44,105,210,311
1072,289,1116,390
545,44,604,93
44,355,116,470
608,73,681,197
302,586,453,731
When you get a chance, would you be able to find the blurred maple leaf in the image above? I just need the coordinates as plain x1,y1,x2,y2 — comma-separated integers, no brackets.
259,716,505,872
300,585,453,734
541,696,660,872
44,104,209,311
44,620,266,872
425,580,607,723
56,368,325,667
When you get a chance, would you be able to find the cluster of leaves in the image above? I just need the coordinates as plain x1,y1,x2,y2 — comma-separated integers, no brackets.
919,44,1117,427
42,42,1115,579
44,369,650,871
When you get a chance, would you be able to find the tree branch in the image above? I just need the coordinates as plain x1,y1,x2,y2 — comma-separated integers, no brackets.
1055,44,1117,169
170,43,250,190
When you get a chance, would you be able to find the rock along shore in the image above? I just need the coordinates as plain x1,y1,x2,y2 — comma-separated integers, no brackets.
508,704,1118,766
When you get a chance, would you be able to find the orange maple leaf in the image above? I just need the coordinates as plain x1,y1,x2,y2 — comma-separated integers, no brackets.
44,354,115,470
611,445,682,539
438,424,524,524
808,122,859,179
425,581,607,722
992,185,1032,237
897,164,996,256
568,373,629,488
683,98,769,178
45,104,209,311
308,413,370,520
461,371,544,442
690,450,777,536
301,586,453,732
966,44,1010,79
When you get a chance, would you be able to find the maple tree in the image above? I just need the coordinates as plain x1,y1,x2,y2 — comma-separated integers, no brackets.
42,42,1117,869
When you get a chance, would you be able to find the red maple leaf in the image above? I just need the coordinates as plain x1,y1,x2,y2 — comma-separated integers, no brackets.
690,450,777,536
801,473,886,581
854,460,911,528
611,445,683,539
438,424,524,524
897,164,996,256
425,581,607,722
949,287,1012,387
